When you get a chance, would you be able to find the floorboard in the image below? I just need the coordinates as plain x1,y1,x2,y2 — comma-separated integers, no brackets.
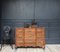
0,44,60,52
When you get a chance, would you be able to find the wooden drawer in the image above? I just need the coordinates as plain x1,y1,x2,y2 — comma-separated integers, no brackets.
16,34,24,38
25,38,36,43
25,34,36,39
37,29,45,38
37,38,45,42
16,39,24,43
16,38,24,41
16,32,24,35
37,34,44,38
16,28,24,34
16,31,24,34
16,43,24,47
36,41,45,46
25,43,36,47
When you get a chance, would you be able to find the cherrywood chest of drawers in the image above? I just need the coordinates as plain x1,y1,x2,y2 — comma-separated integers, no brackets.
15,27,45,48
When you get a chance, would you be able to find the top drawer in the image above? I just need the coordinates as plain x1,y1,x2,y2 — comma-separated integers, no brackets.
16,28,24,34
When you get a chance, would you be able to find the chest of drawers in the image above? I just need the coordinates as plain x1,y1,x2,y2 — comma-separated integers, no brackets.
15,27,45,48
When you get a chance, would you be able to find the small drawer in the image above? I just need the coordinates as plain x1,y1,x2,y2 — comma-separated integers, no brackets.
16,38,24,41
16,34,24,38
15,43,24,47
37,41,45,45
25,35,36,39
16,40,24,43
25,38,36,43
25,43,36,47
37,38,45,41
16,37,24,39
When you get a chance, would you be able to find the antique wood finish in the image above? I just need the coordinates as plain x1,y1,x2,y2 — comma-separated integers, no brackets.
15,28,24,47
36,27,45,48
15,27,45,48
24,28,36,47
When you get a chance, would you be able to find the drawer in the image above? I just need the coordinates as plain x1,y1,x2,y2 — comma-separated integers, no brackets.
16,38,24,41
16,32,24,35
37,33,45,38
25,43,36,47
37,36,45,38
16,31,24,34
36,42,42,47
16,34,24,38
25,34,36,39
25,39,36,43
16,43,24,47
37,38,45,42
37,41,45,45
37,29,42,32
37,35,44,38
16,37,24,39
16,40,24,43
16,28,24,34
25,32,35,35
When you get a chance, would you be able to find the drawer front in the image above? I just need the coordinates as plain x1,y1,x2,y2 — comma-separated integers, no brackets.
16,43,24,47
16,40,24,43
25,43,36,47
16,28,24,35
16,31,24,35
16,38,24,41
37,28,45,38
36,41,45,46
16,34,24,38
25,38,36,43
16,30,24,35
37,38,45,43
25,34,36,39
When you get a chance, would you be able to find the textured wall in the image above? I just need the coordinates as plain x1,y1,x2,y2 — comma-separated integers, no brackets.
1,0,60,19
2,0,34,19
1,0,60,44
35,0,60,19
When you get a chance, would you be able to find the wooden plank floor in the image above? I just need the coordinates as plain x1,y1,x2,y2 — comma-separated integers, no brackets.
0,44,60,52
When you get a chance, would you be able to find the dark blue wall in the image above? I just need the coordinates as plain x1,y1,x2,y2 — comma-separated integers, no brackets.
1,0,60,44
2,0,60,19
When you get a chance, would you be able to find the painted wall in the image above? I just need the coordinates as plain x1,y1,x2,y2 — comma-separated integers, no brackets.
1,0,60,44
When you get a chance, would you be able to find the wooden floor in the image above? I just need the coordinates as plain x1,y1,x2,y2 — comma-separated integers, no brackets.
0,44,60,52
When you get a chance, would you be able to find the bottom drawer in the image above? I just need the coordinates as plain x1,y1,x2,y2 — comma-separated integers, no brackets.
16,43,24,47
36,41,45,48
25,43,36,47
